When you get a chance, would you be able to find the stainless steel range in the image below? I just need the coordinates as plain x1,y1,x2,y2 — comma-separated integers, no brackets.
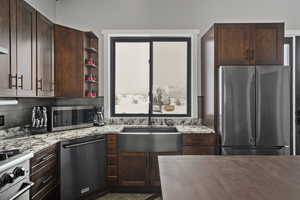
0,150,34,200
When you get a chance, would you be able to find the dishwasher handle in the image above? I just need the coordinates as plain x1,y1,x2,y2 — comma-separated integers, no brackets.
63,138,105,149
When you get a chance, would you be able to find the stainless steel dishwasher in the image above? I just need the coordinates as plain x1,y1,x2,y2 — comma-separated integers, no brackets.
59,135,106,200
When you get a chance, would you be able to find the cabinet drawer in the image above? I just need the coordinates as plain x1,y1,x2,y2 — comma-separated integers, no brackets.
107,155,117,166
31,145,57,173
31,159,57,196
32,179,57,200
106,134,117,144
183,134,216,146
183,146,216,155
107,165,117,176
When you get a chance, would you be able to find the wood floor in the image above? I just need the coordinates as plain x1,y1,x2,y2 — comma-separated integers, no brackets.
97,193,162,200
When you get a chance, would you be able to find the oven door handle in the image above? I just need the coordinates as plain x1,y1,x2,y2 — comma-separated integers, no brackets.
9,182,34,200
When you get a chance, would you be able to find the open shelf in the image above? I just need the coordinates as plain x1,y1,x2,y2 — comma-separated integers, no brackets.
85,47,97,53
85,64,97,68
85,31,98,39
85,80,97,83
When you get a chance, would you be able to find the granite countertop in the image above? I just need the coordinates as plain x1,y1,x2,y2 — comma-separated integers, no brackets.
0,125,214,153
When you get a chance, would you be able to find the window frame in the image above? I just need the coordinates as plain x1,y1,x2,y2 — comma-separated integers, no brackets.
110,37,192,117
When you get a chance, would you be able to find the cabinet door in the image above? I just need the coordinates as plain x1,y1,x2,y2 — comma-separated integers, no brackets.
16,0,36,97
149,152,179,187
36,13,54,97
217,24,251,65
253,23,284,65
119,152,147,186
54,25,84,97
0,0,17,97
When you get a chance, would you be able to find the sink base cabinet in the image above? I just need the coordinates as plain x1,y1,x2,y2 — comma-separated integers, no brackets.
118,152,180,188
119,152,148,187
107,133,218,192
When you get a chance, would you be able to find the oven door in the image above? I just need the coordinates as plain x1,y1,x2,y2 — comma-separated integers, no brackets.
0,181,34,200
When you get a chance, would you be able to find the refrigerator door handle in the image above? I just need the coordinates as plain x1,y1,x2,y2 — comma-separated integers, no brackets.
218,67,224,137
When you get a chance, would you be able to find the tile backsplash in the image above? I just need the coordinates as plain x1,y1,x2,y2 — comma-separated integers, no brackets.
106,117,202,126
0,96,202,130
0,98,54,129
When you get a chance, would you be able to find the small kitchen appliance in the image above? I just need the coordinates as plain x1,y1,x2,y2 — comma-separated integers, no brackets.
49,106,95,131
94,105,105,126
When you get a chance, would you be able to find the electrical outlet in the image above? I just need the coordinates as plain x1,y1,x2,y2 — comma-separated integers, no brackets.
0,115,4,126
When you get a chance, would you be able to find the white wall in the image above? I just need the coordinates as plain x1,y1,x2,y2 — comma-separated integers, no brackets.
55,0,300,95
25,0,56,22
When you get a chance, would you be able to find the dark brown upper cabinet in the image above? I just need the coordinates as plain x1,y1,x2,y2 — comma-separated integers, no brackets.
16,0,37,97
201,23,284,129
36,13,54,97
216,23,284,66
253,23,284,65
54,25,99,98
217,24,252,65
0,0,55,97
0,0,17,97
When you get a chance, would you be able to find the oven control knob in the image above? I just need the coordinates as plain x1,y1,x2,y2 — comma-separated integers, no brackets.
1,173,14,186
13,167,25,178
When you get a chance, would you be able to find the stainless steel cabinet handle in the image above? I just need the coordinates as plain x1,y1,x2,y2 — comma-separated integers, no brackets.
63,138,105,148
41,175,53,185
9,74,18,89
33,154,54,168
8,181,34,200
18,75,23,89
37,79,43,90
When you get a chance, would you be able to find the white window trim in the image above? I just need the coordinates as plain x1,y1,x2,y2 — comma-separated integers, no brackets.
102,29,200,119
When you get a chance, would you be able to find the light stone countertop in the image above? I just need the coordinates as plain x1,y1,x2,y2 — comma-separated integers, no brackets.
0,125,214,153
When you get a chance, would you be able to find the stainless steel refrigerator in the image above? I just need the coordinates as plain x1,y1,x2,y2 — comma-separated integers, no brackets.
219,65,291,155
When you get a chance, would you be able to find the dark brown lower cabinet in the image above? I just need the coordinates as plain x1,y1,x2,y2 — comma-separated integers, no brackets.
119,152,147,186
148,152,180,187
116,134,219,190
118,152,180,187
30,144,58,200
182,134,219,155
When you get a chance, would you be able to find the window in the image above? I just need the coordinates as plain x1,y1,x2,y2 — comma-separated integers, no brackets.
111,37,191,117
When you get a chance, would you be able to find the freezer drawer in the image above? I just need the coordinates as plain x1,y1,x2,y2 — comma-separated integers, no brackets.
219,66,256,146
256,66,291,147
222,147,290,155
